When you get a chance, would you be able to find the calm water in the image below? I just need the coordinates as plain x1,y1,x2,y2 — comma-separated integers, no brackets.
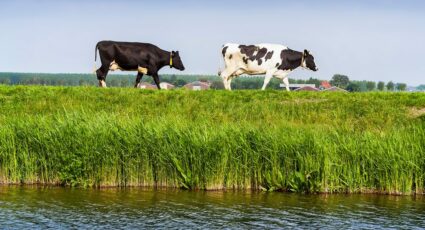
0,186,424,229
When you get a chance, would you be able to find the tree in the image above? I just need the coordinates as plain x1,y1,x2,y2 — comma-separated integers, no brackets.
79,79,86,86
417,85,425,91
396,83,407,91
0,78,11,85
294,79,305,84
268,79,281,89
306,77,322,88
175,79,187,87
123,79,131,87
210,80,225,89
330,74,350,89
199,77,209,82
170,74,177,84
366,81,376,91
377,81,385,91
387,81,395,91
110,79,120,87
347,82,360,92
358,81,367,92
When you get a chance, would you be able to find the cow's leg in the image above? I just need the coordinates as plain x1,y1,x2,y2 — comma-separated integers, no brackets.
97,53,112,88
282,77,290,91
152,73,161,89
227,77,233,90
134,72,144,88
224,79,231,90
261,72,273,90
96,65,109,88
219,68,235,90
222,75,230,90
275,74,290,91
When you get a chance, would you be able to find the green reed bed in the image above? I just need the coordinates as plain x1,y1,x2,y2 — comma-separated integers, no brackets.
0,85,424,194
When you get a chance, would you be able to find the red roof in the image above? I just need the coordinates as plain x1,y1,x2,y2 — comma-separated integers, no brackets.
321,81,332,89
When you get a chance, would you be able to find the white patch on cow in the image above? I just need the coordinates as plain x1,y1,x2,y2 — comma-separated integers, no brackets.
137,66,148,74
99,80,107,88
274,69,291,77
109,60,149,74
301,59,307,68
220,43,295,90
109,60,122,71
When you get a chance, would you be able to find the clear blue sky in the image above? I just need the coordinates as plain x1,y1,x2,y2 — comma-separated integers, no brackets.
1,0,424,85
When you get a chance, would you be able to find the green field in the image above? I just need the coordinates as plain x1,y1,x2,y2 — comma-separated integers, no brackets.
0,85,424,194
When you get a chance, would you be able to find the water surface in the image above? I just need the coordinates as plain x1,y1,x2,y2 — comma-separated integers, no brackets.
0,186,424,229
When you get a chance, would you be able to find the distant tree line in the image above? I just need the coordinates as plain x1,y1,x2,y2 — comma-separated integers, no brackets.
417,85,425,91
0,73,212,88
0,72,322,90
0,72,410,92
330,74,408,92
204,77,325,90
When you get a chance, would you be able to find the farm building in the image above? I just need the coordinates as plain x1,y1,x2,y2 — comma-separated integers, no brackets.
320,81,332,90
294,86,320,91
323,86,348,92
159,82,175,90
407,86,420,92
280,84,316,91
184,81,210,90
137,82,157,89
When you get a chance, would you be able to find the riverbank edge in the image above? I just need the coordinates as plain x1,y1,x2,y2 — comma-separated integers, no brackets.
1,183,424,196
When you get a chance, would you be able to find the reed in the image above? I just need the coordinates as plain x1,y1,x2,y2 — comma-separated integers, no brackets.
0,85,424,194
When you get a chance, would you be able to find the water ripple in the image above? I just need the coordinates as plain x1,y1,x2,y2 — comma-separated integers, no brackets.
0,187,424,229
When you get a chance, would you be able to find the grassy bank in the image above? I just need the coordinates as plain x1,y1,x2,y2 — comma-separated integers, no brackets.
0,85,424,194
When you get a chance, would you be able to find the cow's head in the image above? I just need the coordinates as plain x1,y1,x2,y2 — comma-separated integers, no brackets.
171,51,185,71
303,50,318,71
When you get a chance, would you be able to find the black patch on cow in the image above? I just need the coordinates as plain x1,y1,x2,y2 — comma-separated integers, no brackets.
242,57,248,64
229,54,232,59
275,63,280,68
239,45,257,57
256,48,267,65
278,49,303,71
265,51,274,61
222,46,228,57
239,45,268,65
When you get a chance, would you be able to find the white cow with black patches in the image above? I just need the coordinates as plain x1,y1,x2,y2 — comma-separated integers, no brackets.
219,43,318,91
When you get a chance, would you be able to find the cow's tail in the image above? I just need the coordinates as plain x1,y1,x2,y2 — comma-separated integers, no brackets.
93,43,99,74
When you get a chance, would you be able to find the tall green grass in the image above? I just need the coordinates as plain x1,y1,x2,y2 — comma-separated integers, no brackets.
0,85,424,194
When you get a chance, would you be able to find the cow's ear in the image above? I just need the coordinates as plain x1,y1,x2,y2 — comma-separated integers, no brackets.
171,51,175,57
303,49,309,57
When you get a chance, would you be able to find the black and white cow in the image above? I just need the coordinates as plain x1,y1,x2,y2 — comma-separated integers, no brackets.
95,41,185,88
219,43,318,90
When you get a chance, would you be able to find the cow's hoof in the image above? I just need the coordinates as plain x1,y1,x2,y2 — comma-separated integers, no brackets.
98,80,107,88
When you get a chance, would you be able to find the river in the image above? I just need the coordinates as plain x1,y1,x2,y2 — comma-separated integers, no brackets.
0,186,424,229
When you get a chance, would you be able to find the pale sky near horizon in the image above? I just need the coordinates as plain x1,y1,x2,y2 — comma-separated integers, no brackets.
1,0,424,85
